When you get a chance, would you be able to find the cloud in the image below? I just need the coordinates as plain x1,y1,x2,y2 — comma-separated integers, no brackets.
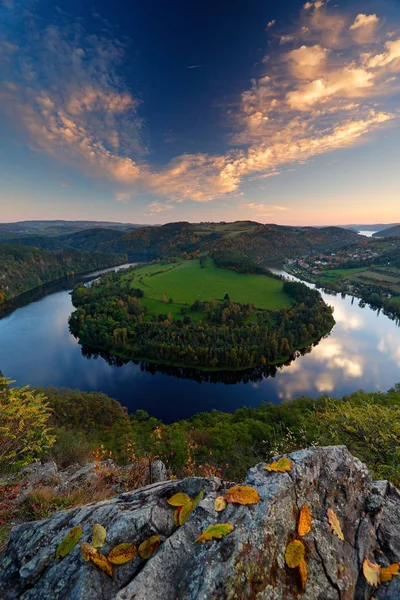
267,20,276,29
286,44,328,79
144,201,174,216
188,65,202,69
367,40,400,69
350,14,380,44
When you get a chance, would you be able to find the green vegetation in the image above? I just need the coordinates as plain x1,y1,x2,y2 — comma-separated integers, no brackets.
0,244,127,303
69,259,334,370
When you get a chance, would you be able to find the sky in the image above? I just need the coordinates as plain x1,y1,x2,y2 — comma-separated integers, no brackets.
0,0,400,226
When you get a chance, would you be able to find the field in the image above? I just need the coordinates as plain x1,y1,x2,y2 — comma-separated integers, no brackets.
121,258,293,318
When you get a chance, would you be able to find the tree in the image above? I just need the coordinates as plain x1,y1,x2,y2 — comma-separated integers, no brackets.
0,378,56,473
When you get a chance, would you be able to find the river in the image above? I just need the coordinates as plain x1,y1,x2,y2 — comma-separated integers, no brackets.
0,263,399,422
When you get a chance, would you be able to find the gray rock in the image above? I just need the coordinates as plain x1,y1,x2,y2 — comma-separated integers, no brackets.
1,446,400,600
150,459,168,483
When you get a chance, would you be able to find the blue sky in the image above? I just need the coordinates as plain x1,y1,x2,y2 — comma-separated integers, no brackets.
0,0,399,225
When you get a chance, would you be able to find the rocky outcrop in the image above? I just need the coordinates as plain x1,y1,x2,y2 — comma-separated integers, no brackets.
1,446,400,599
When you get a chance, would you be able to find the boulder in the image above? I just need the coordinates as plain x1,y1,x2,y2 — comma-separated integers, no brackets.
1,446,400,599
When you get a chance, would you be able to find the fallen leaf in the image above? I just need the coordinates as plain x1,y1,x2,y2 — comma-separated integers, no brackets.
195,523,234,544
299,558,307,590
167,492,191,507
108,543,137,565
298,504,312,537
92,523,107,549
91,552,114,577
225,485,261,505
192,490,204,510
265,457,293,473
363,557,380,587
56,526,83,560
285,540,305,568
380,563,399,583
179,500,195,525
214,496,227,512
138,535,161,559
327,508,345,541
80,541,97,562
173,507,182,527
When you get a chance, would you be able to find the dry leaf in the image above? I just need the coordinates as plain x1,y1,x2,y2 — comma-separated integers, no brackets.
265,457,293,473
138,535,161,559
81,542,97,562
214,496,227,512
91,552,114,577
167,492,191,507
192,490,204,510
285,540,305,568
173,507,181,527
380,563,399,583
327,508,344,541
56,526,83,559
298,504,312,537
225,485,261,505
195,523,234,544
108,543,137,565
363,557,380,587
179,500,194,526
92,523,107,549
299,558,307,590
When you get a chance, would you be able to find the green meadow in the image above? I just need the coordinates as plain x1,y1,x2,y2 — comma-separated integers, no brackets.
123,258,292,316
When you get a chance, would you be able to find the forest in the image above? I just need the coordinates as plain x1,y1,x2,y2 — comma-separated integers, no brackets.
69,262,335,370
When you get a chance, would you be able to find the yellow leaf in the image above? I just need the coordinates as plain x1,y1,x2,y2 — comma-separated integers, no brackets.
173,507,181,527
299,558,307,590
327,508,344,541
225,485,261,505
298,504,312,537
167,492,191,507
214,496,227,512
195,523,234,544
192,490,204,510
92,523,107,549
56,526,83,559
90,552,114,577
138,535,161,559
179,501,195,526
80,542,97,562
363,557,380,587
265,457,293,473
108,543,137,565
380,563,399,583
285,540,305,568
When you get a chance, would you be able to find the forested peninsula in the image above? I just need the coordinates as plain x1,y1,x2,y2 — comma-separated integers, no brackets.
69,258,335,370
0,244,127,304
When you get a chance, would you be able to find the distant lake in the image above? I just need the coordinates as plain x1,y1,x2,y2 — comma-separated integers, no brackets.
0,264,399,422
358,231,378,237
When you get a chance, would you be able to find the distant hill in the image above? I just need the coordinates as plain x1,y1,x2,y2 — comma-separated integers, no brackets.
103,221,360,262
342,223,400,233
3,228,126,252
373,225,400,238
0,220,147,237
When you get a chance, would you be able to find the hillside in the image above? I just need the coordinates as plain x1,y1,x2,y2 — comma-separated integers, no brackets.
0,244,127,302
0,220,145,237
103,221,359,262
373,224,400,238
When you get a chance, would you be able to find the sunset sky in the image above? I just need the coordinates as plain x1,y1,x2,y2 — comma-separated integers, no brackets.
1,0,399,225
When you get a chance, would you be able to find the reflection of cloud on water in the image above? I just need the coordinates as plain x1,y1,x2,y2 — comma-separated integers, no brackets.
378,333,400,367
330,303,364,331
313,341,363,378
315,373,335,393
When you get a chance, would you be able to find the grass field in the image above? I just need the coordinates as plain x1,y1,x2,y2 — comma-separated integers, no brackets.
122,258,292,315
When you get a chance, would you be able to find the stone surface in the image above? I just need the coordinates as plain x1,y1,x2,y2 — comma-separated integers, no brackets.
1,446,400,599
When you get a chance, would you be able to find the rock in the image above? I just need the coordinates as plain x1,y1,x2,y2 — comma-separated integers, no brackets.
150,459,168,483
1,446,400,600
14,461,59,486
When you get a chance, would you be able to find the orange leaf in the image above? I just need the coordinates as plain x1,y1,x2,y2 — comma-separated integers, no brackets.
327,508,344,541
214,496,227,512
380,563,399,583
80,542,97,562
138,535,161,559
90,553,114,577
299,558,307,590
363,557,380,587
225,485,261,505
195,523,234,544
108,543,137,565
298,504,312,537
285,540,305,568
265,457,293,473
167,492,191,507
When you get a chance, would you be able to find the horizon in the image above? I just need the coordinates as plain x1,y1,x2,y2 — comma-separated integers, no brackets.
1,0,400,224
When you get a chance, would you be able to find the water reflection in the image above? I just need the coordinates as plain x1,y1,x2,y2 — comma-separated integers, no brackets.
0,265,399,421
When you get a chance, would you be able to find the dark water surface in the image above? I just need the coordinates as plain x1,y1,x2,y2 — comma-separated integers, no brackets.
0,264,399,422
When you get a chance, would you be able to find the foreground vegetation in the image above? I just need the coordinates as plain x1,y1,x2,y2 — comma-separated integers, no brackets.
69,258,334,370
0,244,127,304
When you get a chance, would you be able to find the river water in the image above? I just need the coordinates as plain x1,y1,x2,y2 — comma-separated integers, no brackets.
0,264,399,422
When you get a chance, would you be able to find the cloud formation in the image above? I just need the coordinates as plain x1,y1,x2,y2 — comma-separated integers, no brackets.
0,1,399,206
